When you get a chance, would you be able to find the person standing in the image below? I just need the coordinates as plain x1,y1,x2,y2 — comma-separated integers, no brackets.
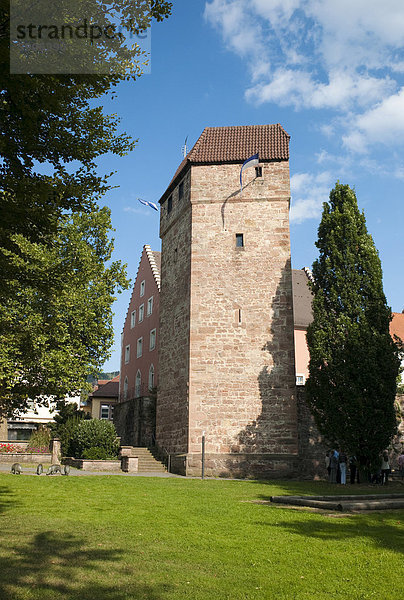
349,455,358,484
380,451,390,485
329,450,338,483
339,451,347,485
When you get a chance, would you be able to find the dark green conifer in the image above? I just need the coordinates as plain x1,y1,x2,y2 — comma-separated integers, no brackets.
306,183,400,469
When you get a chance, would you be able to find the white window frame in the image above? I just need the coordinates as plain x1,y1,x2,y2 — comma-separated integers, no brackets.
100,404,112,420
139,304,144,323
149,329,156,351
124,344,130,364
135,370,142,398
148,364,155,390
130,310,136,328
137,337,143,358
147,296,153,316
296,374,305,386
140,280,145,297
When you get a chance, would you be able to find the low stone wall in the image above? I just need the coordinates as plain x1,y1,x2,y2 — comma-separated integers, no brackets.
0,453,51,464
185,452,299,478
63,458,122,471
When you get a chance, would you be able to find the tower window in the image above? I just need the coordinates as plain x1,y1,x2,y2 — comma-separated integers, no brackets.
255,166,263,178
179,182,184,200
235,233,244,248
167,195,173,214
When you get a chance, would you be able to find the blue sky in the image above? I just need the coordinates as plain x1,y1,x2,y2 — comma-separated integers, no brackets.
101,0,404,371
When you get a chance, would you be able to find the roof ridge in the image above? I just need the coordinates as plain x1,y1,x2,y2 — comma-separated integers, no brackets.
145,244,161,291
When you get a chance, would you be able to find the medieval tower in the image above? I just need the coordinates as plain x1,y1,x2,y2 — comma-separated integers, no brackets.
156,125,298,477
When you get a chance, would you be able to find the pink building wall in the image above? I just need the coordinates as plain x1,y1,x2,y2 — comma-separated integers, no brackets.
120,246,160,400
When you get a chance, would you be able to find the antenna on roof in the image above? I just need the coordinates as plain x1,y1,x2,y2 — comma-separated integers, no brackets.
181,136,188,158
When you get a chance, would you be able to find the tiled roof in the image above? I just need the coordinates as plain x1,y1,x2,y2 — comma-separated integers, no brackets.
292,269,313,328
91,380,119,399
188,124,290,163
160,124,290,202
390,312,404,344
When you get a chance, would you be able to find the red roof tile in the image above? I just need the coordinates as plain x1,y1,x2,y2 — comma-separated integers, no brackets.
160,124,290,202
390,312,404,344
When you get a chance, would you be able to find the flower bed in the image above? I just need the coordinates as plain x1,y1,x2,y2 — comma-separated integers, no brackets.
0,443,51,464
0,442,49,455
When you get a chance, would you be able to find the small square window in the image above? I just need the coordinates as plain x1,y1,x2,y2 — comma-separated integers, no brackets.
100,404,110,420
139,304,144,323
140,280,145,297
167,195,173,214
130,310,136,328
124,345,130,364
147,296,153,316
179,182,184,200
235,233,244,248
296,375,305,386
255,166,263,178
137,337,143,358
150,329,156,351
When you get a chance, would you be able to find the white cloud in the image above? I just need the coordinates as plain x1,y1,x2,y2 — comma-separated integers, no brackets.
205,0,404,112
290,171,333,223
343,88,404,152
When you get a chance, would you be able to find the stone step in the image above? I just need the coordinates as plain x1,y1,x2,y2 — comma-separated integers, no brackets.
128,447,167,473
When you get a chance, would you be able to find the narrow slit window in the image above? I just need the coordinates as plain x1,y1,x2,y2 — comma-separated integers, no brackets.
238,309,242,324
255,166,263,178
236,233,244,248
167,195,173,214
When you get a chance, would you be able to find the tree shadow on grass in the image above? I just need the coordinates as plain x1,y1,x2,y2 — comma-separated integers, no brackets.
250,478,404,498
260,514,404,555
0,531,172,600
0,483,19,514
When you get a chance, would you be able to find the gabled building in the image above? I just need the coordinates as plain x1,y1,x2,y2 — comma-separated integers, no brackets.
114,245,160,446
86,375,120,420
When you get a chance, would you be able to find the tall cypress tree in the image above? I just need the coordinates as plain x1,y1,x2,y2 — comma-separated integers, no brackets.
306,183,400,469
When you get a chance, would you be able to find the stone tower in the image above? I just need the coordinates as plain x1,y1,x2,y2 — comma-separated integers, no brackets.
156,125,298,477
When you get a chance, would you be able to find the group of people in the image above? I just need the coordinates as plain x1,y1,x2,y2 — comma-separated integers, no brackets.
325,449,404,485
325,449,353,484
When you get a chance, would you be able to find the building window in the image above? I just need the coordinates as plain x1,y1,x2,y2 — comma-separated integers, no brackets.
255,166,263,178
167,195,172,214
137,337,143,358
149,364,155,390
147,296,153,316
236,233,244,248
100,404,112,420
135,371,141,398
123,376,128,401
179,181,184,200
140,280,145,297
139,304,144,323
125,345,130,364
130,310,136,328
149,329,156,351
296,374,305,386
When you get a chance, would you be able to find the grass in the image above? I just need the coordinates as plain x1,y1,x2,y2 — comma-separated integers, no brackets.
0,475,403,600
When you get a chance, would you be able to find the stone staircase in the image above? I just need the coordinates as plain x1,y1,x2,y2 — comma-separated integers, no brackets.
131,447,167,473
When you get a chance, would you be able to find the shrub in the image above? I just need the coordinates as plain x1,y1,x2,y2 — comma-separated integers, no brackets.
26,427,51,453
68,420,119,459
82,447,110,460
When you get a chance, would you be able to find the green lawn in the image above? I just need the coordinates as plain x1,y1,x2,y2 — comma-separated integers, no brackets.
0,475,403,600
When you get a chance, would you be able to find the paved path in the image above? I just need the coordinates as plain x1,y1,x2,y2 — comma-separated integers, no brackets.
0,462,184,478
